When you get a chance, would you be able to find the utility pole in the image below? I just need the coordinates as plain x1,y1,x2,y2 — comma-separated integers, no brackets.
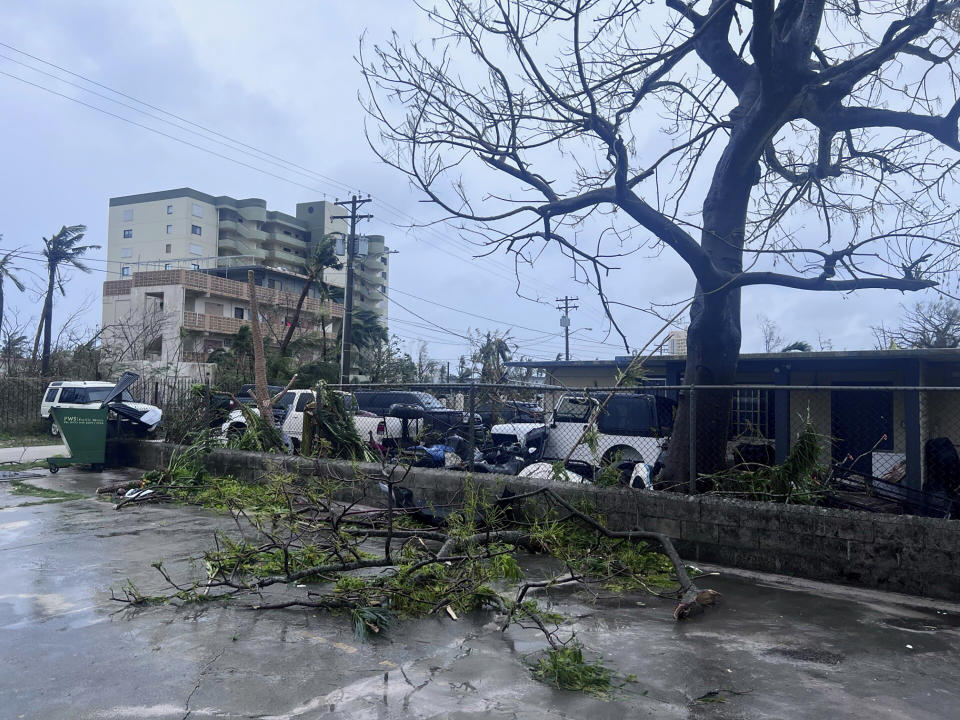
556,296,579,361
333,195,373,384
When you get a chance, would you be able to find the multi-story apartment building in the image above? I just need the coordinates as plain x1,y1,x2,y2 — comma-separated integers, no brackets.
101,188,389,370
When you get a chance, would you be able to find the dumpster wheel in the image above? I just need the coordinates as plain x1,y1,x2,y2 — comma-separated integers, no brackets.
48,464,59,474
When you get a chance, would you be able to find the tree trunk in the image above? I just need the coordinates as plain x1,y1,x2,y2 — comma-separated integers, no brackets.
279,274,315,355
0,279,5,343
320,314,329,362
39,266,55,375
247,271,273,423
659,125,760,489
660,286,741,490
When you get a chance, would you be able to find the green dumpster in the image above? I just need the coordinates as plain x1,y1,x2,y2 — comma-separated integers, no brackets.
47,407,108,473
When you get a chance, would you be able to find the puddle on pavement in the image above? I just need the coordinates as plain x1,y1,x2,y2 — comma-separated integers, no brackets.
879,614,960,632
766,646,843,665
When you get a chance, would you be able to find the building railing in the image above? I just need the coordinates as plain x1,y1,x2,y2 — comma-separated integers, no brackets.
128,269,342,318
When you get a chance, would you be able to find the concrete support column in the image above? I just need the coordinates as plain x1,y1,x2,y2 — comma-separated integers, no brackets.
774,365,791,464
904,360,922,490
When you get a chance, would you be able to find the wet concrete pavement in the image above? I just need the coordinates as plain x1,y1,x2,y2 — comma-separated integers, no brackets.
1,465,959,719
0,443,67,465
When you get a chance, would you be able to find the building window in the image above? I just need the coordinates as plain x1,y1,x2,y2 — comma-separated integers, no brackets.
191,263,200,270
166,224,173,234
380,255,387,264
166,204,173,215
191,225,202,236
730,389,774,439
121,266,131,277
234,307,245,320
120,247,133,258
191,203,204,218
165,243,172,254
267,279,276,289
164,263,172,270
123,229,133,238
189,243,203,255
122,208,134,221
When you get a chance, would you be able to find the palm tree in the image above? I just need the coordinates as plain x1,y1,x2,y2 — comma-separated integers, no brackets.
279,236,342,355
2,331,28,373
0,240,26,341
33,225,99,375
472,331,514,383
348,309,389,353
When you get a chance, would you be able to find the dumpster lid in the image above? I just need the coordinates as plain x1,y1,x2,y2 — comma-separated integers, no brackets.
99,371,140,409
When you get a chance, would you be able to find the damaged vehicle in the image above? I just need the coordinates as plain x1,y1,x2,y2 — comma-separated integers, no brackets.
491,391,676,486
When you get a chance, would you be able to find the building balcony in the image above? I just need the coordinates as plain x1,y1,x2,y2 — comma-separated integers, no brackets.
262,229,308,247
133,269,343,319
264,246,307,268
218,219,266,242
104,279,132,296
182,311,338,343
218,235,266,259
183,311,248,335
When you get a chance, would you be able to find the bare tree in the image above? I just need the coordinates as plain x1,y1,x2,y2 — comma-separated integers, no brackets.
100,298,175,372
875,298,960,347
362,0,960,482
758,315,784,353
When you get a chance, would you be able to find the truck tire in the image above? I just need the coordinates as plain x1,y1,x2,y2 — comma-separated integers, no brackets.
49,416,60,437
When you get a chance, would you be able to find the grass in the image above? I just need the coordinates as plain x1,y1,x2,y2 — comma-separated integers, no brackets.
0,433,60,449
10,480,84,502
0,460,47,472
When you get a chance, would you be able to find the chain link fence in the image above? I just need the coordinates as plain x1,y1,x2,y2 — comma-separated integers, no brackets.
0,377,51,436
7,372,957,515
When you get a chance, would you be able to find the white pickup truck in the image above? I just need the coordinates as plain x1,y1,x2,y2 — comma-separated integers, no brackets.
222,388,412,452
491,391,676,476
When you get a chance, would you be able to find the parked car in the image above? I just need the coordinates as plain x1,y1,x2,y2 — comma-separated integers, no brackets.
354,390,484,441
41,380,162,436
491,391,676,478
222,388,409,452
475,399,544,427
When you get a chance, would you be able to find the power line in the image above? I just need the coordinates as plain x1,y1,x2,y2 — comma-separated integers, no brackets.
388,286,624,349
0,44,605,314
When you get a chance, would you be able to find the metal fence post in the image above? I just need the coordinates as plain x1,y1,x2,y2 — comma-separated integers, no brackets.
204,373,211,430
688,385,697,494
467,382,477,472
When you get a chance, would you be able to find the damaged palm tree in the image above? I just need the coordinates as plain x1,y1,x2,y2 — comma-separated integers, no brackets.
227,270,298,453
302,382,376,461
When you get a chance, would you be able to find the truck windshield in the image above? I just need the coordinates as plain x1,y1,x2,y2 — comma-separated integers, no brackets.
414,392,446,409
554,396,596,422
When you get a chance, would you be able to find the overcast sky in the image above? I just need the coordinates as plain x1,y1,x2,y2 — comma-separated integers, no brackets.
0,1,939,368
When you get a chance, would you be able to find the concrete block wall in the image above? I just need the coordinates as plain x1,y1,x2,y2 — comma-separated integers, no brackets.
109,440,960,601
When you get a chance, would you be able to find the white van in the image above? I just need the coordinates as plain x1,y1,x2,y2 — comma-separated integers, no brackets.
41,380,162,436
